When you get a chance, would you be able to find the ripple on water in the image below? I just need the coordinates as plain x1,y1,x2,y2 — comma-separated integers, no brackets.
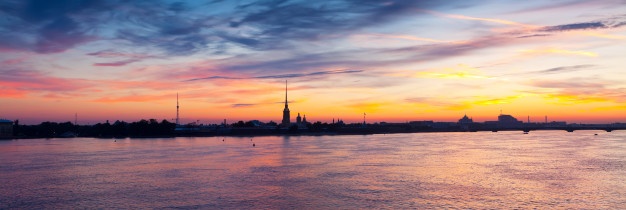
1,132,626,209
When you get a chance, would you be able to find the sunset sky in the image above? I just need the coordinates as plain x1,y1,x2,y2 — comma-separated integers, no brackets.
1,0,626,124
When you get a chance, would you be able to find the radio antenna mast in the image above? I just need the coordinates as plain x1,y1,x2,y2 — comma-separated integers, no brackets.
176,93,180,125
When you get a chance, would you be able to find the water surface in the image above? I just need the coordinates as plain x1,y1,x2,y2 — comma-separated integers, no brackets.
1,131,625,208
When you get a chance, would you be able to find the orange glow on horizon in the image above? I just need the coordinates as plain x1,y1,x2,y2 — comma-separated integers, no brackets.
2,2,626,125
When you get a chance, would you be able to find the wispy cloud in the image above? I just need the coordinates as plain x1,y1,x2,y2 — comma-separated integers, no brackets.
1,0,623,57
406,94,526,110
531,80,605,89
86,50,158,59
535,65,596,74
430,10,626,42
0,69,93,93
92,94,171,103
1,56,30,65
425,10,535,27
229,1,463,44
184,76,240,82
534,16,626,39
0,88,28,98
471,95,526,106
541,22,608,32
541,93,609,104
405,97,462,108
500,64,598,77
528,79,626,104
231,103,257,108
521,48,598,57
415,64,494,79
93,59,142,67
254,69,363,79
379,12,625,67
420,72,492,79
516,34,551,39
353,33,452,43
0,0,105,53
184,69,363,82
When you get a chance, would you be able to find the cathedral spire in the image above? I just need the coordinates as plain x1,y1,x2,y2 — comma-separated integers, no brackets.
281,80,291,126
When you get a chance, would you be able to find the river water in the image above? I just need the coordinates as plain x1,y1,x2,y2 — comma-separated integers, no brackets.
1,131,625,209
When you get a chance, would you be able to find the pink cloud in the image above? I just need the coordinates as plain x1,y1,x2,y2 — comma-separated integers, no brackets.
0,89,28,98
1,56,30,65
86,50,155,58
93,59,141,67
92,94,171,103
0,69,93,97
105,80,181,90
34,35,97,54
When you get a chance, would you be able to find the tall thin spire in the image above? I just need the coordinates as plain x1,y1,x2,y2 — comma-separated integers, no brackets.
176,93,180,125
281,80,291,125
363,112,366,125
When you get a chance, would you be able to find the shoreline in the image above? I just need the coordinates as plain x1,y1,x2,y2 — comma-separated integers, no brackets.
4,128,622,140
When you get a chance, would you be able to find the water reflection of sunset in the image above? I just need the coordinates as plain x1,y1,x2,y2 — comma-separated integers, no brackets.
2,131,626,208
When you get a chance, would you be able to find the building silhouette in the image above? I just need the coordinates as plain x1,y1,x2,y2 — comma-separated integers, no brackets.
458,114,473,124
296,113,302,124
281,80,291,126
0,119,13,138
497,114,523,128
278,81,310,129
457,114,474,131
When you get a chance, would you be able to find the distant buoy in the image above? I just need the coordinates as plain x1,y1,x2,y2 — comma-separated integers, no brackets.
594,134,598,136
222,139,224,141
253,143,255,147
